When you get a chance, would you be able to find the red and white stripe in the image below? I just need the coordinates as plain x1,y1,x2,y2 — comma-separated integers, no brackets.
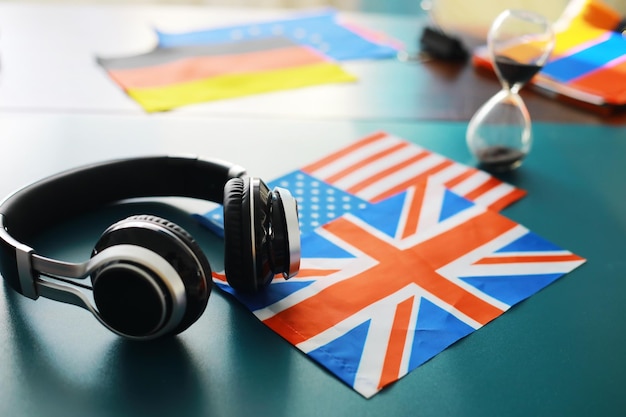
302,131,526,211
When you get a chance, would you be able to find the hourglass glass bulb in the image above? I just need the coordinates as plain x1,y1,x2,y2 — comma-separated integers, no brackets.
467,89,531,171
494,55,544,94
490,10,555,93
466,9,555,172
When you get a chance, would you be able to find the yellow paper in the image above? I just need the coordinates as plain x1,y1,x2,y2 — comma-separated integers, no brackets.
553,21,608,56
128,62,357,112
552,0,622,56
499,42,552,63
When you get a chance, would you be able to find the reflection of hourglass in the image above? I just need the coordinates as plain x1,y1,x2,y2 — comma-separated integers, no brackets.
466,9,555,171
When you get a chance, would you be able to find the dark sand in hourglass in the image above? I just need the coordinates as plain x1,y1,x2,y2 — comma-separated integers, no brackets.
475,56,541,171
494,55,543,87
477,146,526,172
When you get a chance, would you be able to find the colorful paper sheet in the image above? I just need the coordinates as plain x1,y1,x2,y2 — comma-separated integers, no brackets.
542,32,626,82
197,131,527,236
192,131,585,396
98,9,401,111
211,178,585,398
472,0,626,108
98,36,355,112
551,0,621,56
156,10,399,61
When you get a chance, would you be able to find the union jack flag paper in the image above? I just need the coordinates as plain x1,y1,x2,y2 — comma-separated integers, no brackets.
212,179,585,398
197,131,527,236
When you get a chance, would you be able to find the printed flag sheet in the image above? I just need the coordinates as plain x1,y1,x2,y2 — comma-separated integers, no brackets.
156,9,400,61
472,0,626,107
197,131,527,236
212,179,585,398
97,36,356,112
98,10,399,112
198,131,585,397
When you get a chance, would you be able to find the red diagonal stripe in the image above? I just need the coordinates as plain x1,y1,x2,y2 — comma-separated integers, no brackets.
264,210,513,345
474,254,584,264
345,151,430,196
378,296,414,389
369,159,456,203
302,131,388,174
485,187,527,211
400,186,427,239
324,141,411,184
443,169,477,189
463,176,504,202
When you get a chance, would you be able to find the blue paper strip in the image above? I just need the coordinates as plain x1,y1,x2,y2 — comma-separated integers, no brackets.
156,10,398,61
542,32,626,82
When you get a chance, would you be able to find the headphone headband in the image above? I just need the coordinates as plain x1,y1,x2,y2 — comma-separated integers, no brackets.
0,156,246,297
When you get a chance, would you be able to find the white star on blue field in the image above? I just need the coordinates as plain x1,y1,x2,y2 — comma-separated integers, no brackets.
273,171,370,235
199,170,371,237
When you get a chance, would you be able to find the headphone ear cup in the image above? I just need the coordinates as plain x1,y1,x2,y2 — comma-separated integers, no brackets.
92,215,212,337
223,177,301,292
223,177,259,292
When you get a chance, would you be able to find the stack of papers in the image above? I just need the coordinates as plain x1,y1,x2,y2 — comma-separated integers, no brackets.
198,131,585,398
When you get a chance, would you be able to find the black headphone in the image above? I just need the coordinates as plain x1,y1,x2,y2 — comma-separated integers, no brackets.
0,156,300,341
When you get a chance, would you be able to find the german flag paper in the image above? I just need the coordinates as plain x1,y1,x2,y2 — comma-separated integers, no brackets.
98,10,400,112
98,36,356,112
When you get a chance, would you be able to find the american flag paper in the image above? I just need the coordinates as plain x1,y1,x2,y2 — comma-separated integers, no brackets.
213,179,585,397
197,131,527,236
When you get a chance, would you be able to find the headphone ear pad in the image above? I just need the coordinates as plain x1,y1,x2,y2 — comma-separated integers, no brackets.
223,178,257,292
92,215,212,336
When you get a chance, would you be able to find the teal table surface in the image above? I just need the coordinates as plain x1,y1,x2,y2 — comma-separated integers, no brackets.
0,115,624,417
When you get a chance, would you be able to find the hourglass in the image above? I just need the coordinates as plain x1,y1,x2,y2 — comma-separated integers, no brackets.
466,9,555,171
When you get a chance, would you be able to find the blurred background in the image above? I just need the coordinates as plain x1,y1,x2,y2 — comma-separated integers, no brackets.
6,0,624,41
